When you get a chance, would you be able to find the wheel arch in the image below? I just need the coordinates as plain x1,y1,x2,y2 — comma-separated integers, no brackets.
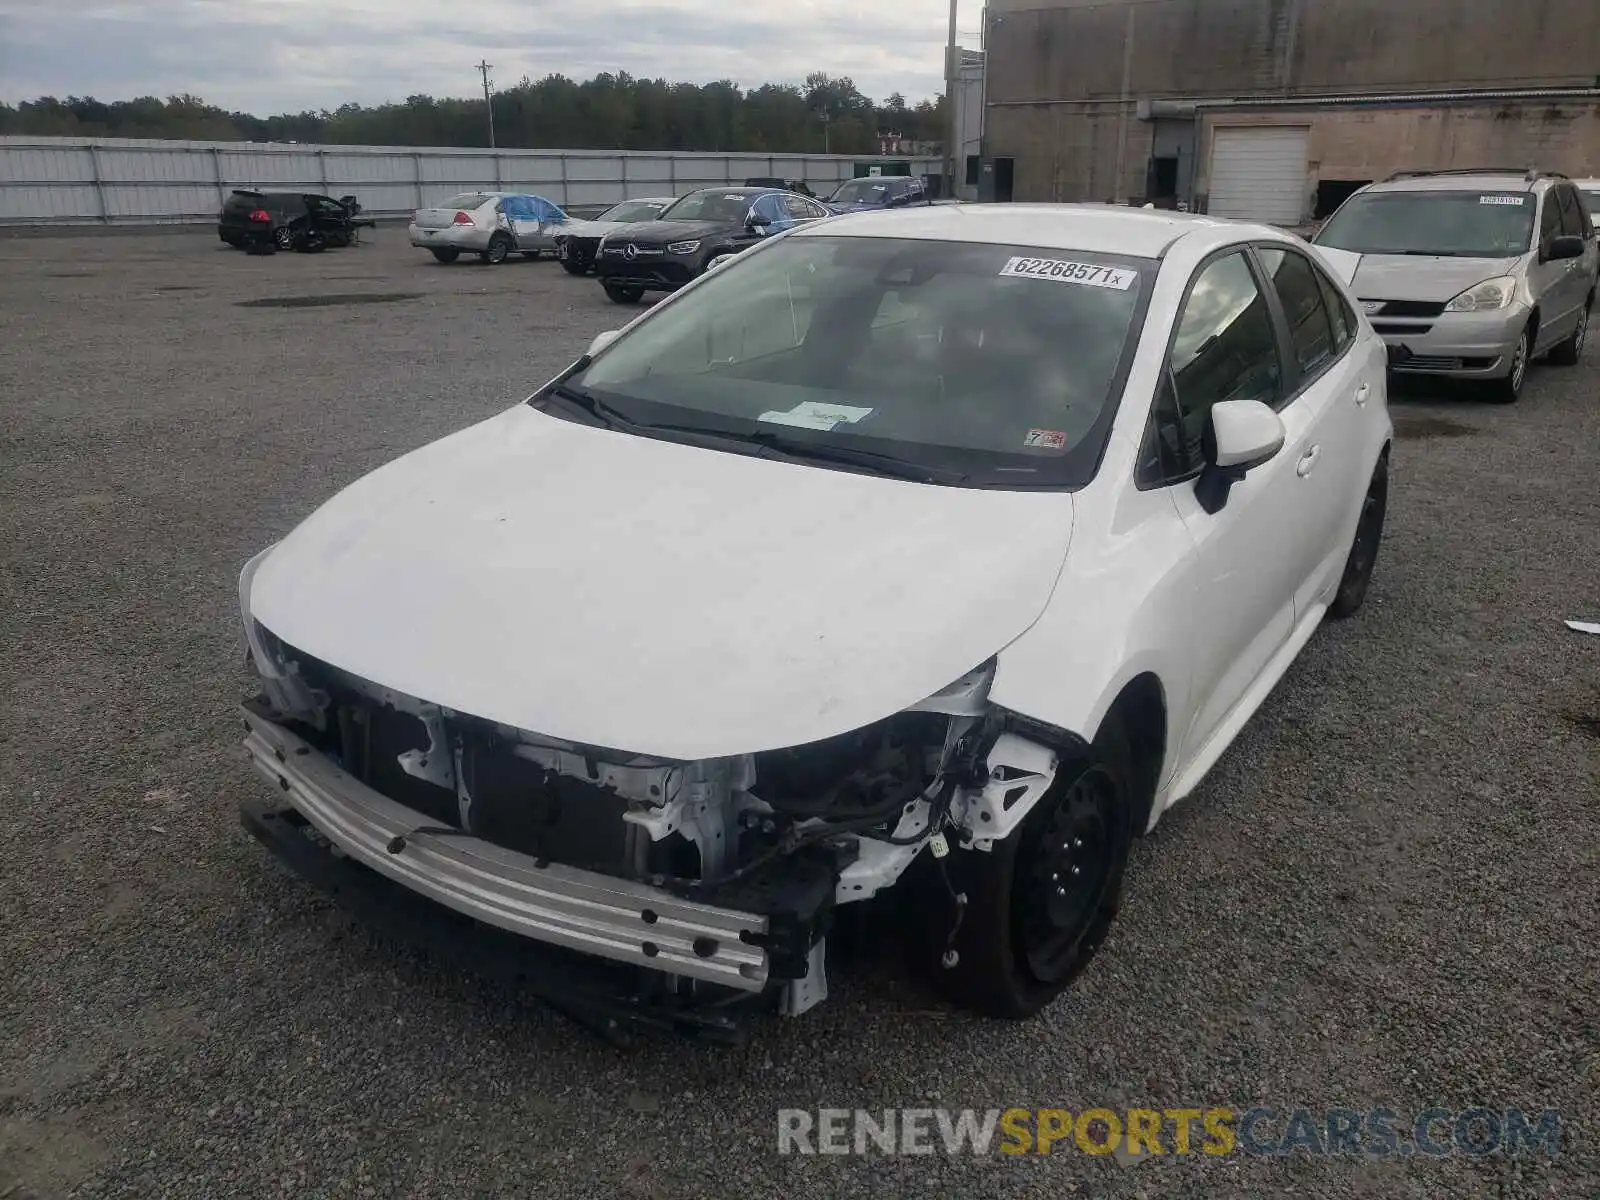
1092,672,1167,838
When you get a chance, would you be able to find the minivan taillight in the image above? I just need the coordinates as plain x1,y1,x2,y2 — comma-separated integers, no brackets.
248,209,271,222
453,211,474,225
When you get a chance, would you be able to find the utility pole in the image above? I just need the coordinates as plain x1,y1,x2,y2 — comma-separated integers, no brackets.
820,111,831,155
944,0,959,199
476,60,496,148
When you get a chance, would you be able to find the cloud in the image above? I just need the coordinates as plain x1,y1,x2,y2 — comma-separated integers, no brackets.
0,0,954,113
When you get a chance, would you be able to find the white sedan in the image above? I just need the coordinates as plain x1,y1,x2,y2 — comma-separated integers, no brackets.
408,191,568,265
237,204,1392,1027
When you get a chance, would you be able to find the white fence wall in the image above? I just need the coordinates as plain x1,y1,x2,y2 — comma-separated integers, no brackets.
0,136,942,225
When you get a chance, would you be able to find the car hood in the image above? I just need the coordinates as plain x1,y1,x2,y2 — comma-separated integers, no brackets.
1314,247,1526,301
248,405,1076,760
603,218,729,244
558,219,624,239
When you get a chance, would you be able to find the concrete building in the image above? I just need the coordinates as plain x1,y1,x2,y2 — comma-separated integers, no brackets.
977,0,1600,223
951,48,988,201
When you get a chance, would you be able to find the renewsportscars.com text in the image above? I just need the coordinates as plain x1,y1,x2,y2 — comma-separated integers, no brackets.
776,1107,1562,1158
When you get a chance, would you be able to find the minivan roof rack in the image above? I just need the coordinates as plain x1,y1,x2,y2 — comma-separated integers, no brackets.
1383,167,1568,184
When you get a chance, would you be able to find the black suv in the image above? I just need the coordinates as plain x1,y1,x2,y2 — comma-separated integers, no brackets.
218,190,366,253
593,186,831,303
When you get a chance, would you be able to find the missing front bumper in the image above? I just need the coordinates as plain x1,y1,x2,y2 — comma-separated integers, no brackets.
241,704,772,992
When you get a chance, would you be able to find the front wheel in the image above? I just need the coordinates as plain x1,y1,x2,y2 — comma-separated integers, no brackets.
430,247,460,264
930,722,1135,1018
1487,324,1532,404
481,233,512,265
1327,451,1389,621
1548,301,1590,366
560,259,588,276
602,282,645,304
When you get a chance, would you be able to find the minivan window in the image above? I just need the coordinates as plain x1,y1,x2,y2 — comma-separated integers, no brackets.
552,236,1155,489
1315,190,1535,258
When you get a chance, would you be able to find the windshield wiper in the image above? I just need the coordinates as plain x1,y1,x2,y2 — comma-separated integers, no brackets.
539,382,638,430
540,387,965,484
743,431,967,484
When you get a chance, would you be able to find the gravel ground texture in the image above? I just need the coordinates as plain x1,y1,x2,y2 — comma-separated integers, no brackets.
1,229,1597,1200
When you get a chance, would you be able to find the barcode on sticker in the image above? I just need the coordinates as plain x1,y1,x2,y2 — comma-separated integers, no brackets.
999,257,1137,290
1479,195,1526,206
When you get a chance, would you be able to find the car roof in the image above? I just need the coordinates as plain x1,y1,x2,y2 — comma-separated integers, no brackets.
1574,178,1600,189
612,196,675,204
1361,173,1542,194
688,186,784,198
796,202,1260,258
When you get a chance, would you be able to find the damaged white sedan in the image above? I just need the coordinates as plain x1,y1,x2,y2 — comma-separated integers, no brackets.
238,204,1392,1029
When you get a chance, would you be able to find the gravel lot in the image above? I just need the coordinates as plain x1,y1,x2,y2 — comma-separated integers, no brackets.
1,228,1596,1199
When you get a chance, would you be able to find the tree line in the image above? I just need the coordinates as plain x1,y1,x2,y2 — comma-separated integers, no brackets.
0,72,945,156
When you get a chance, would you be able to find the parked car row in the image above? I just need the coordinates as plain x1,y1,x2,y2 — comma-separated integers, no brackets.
1310,168,1599,403
382,176,932,305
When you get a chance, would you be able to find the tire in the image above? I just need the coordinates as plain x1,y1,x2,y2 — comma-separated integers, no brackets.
1547,300,1590,367
560,259,588,276
602,282,645,304
1327,451,1389,621
430,248,461,264
931,720,1136,1018
482,234,512,265
1487,323,1532,404
272,226,294,252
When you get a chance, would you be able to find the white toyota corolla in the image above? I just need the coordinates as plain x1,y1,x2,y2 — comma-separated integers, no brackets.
238,204,1392,1030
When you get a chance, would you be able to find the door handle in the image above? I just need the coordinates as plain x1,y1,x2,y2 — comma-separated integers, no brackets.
1355,382,1371,406
1297,446,1321,477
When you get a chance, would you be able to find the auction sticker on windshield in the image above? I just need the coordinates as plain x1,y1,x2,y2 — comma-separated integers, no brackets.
1479,195,1527,206
999,258,1138,290
758,401,875,431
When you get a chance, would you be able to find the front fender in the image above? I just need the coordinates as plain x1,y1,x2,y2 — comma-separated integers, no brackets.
986,475,1196,813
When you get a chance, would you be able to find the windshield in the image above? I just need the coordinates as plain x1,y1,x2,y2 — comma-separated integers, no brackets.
1314,190,1534,258
1582,189,1600,215
600,200,669,222
661,191,755,222
829,179,895,205
548,235,1153,489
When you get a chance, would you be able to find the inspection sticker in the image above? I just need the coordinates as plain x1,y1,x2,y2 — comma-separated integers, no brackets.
999,257,1137,290
1479,195,1526,206
758,401,875,431
1023,428,1068,450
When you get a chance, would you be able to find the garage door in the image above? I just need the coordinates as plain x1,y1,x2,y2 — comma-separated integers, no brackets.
1207,127,1309,224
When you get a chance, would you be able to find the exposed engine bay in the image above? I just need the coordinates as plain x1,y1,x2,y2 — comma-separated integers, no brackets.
243,621,1071,1019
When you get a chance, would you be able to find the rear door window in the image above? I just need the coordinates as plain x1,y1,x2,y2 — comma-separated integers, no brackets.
1556,186,1590,238
1255,246,1337,385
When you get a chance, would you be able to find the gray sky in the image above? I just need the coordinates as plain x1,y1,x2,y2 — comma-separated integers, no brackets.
0,0,966,112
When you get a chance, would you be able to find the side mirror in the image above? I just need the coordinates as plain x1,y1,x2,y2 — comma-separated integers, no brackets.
1546,234,1585,261
747,211,772,230
586,330,622,357
1195,399,1286,514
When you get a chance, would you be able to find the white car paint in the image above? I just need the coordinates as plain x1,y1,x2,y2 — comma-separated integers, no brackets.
251,201,1391,826
248,407,1077,761
239,203,1392,1018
